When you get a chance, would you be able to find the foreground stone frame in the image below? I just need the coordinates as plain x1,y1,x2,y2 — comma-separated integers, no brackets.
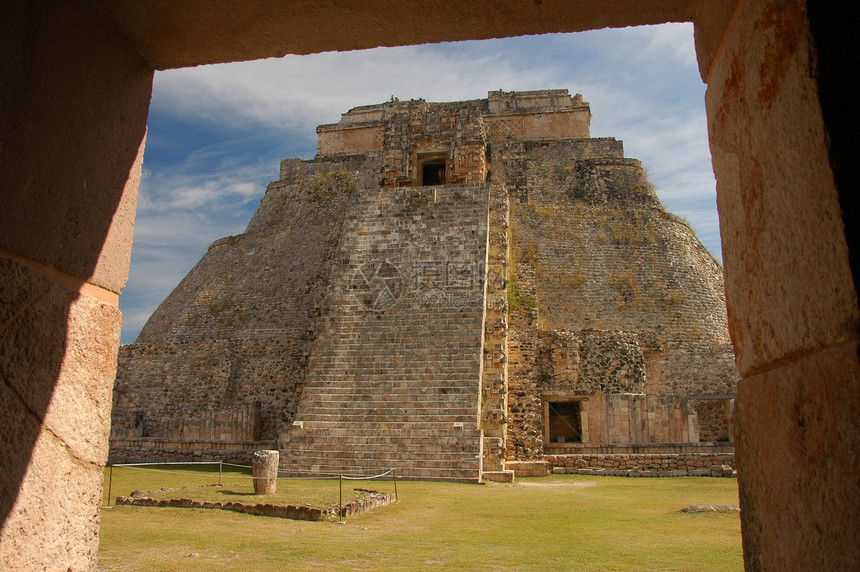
1,1,856,570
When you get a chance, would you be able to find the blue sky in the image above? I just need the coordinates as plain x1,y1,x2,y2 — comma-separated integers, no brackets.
121,23,719,344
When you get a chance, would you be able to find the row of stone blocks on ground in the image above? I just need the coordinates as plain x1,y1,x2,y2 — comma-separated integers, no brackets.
115,491,396,520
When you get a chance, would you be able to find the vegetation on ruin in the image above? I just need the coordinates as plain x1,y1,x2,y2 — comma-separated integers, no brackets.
308,166,355,202
507,273,537,313
507,217,539,314
99,466,742,571
606,269,644,311
665,211,697,237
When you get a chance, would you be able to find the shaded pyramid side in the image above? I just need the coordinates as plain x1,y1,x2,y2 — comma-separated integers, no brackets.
111,158,369,446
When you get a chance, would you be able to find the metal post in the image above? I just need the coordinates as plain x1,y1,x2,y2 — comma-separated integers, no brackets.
106,463,113,508
339,475,344,523
219,460,223,486
393,468,398,501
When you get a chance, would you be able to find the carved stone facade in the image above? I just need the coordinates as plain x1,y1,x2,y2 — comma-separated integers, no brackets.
111,90,738,480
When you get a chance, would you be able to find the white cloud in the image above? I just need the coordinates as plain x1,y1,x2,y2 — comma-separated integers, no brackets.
152,42,560,134
120,23,722,342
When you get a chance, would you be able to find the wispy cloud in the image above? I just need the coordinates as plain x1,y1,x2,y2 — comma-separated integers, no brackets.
120,23,720,343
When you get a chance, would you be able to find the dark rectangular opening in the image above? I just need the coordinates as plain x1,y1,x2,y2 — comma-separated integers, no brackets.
422,160,446,185
548,401,582,443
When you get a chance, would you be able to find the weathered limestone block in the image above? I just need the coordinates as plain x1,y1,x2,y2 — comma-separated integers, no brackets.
253,450,279,494
707,0,858,376
734,340,860,570
0,257,122,571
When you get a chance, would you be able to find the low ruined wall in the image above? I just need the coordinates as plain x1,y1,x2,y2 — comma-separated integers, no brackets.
546,446,735,477
108,438,277,464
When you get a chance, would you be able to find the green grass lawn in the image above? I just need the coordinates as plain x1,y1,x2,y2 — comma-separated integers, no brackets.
98,466,742,571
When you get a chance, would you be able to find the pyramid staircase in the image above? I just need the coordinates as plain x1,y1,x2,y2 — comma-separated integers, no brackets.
279,184,493,481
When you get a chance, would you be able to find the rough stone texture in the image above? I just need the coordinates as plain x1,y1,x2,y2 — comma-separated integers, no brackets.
2,4,148,565
0,258,122,571
115,488,396,520
708,0,858,377
111,159,372,452
480,184,511,471
114,91,736,483
115,496,326,521
338,489,397,519
703,0,860,569
734,341,860,570
252,450,279,494
109,438,275,464
1,1,150,294
500,138,737,460
4,0,857,568
680,505,740,513
80,1,700,70
546,447,736,477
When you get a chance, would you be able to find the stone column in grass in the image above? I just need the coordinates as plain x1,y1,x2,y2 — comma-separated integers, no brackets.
253,450,279,494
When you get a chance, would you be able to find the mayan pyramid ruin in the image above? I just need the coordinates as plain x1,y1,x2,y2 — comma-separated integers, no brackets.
111,89,738,481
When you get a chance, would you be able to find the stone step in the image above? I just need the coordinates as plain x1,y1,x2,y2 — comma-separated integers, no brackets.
482,470,516,483
300,405,476,416
284,433,477,445
299,394,477,405
279,464,481,482
288,420,479,432
303,371,479,380
281,450,480,464
300,387,478,397
305,373,478,380
279,448,480,463
284,433,481,447
298,404,477,415
297,418,476,428
297,408,477,418
279,453,480,470
272,183,490,483
300,384,478,393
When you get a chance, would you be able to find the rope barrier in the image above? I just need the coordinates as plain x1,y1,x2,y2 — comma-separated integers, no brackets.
342,468,395,480
221,462,253,469
104,461,400,514
112,461,224,467
107,466,226,478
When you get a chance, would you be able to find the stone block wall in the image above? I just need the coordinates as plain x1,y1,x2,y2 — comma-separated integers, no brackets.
498,134,738,462
692,397,733,442
479,184,511,471
108,438,276,464
380,100,487,187
112,341,293,440
547,449,736,477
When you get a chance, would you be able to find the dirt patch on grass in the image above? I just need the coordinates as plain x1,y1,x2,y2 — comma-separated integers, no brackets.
517,480,598,488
